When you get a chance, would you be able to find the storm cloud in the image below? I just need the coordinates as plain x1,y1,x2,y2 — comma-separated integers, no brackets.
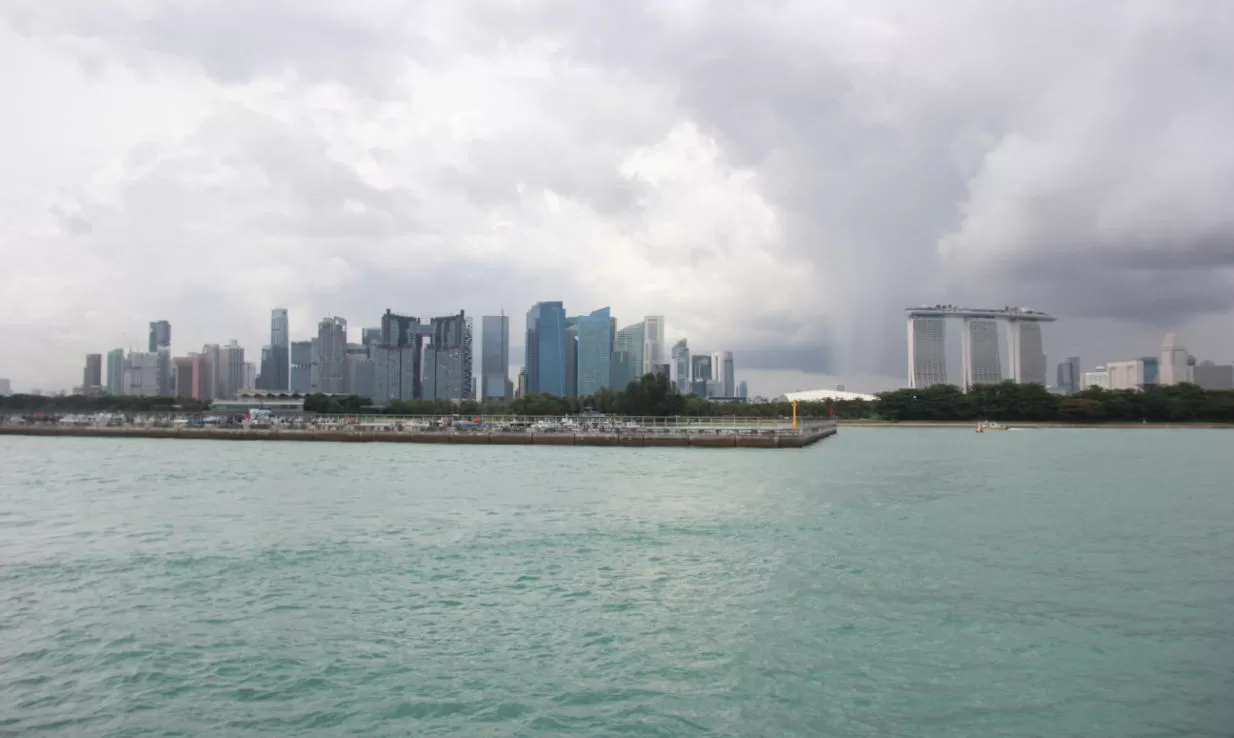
2,0,1232,393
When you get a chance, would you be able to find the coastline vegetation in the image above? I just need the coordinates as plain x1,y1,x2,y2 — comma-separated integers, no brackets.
3,377,1233,424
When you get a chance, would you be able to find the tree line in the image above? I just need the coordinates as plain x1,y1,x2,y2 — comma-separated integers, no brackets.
6,377,1233,424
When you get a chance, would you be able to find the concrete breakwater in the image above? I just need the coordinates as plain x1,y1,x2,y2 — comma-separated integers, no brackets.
0,423,838,449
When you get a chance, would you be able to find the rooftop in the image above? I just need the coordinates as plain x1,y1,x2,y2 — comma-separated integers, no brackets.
906,305,1056,321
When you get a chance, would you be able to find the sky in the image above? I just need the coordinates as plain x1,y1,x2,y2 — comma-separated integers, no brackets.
2,1,1233,397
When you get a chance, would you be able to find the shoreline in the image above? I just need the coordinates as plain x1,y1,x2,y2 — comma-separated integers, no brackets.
0,424,838,449
838,420,1234,429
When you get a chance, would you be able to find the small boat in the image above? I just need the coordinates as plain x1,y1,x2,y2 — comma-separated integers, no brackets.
976,421,1010,432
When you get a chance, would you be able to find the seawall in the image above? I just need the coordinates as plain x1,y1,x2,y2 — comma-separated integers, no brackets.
0,424,838,449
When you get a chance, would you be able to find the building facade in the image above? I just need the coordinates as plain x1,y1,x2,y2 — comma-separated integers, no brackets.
1080,366,1109,390
218,340,246,399
613,321,645,390
290,340,313,394
691,354,713,396
1056,356,1081,394
315,317,347,394
83,353,102,393
526,302,567,396
671,339,690,395
373,346,418,404
964,319,1002,389
1159,333,1192,386
124,352,161,396
481,315,511,400
643,315,665,375
907,316,948,388
106,348,125,395
268,308,290,391
1193,361,1234,390
577,307,612,397
423,312,473,400
721,351,735,397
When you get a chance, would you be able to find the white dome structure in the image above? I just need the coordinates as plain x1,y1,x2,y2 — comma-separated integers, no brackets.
780,389,878,402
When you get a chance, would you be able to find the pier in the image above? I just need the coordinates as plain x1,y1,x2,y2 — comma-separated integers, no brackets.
0,415,838,449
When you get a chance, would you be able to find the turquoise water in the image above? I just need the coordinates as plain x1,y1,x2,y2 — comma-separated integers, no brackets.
1,429,1231,736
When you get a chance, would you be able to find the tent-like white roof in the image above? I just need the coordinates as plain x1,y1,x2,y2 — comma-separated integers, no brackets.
780,388,878,402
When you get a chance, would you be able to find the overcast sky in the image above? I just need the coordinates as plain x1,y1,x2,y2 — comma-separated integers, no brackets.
2,1,1232,396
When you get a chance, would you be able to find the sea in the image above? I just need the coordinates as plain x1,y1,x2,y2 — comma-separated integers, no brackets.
1,428,1232,737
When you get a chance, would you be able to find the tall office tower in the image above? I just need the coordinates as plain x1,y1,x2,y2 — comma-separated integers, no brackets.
671,339,690,394
268,308,290,391
738,380,748,399
423,311,473,400
257,346,272,390
0,378,9,396
690,354,713,396
202,344,222,398
82,353,102,394
577,307,613,397
345,351,376,398
361,327,382,357
516,367,528,398
373,346,418,403
643,315,665,374
1056,356,1081,394
907,316,947,388
106,349,125,395
1015,322,1046,385
188,354,212,400
962,319,1002,390
1159,333,1192,386
173,356,195,397
721,351,735,397
379,309,432,399
613,321,645,388
148,320,171,352
124,352,161,396
1193,361,1234,390
481,315,512,400
243,362,257,391
526,302,567,396
314,317,347,394
289,340,312,393
565,317,580,398
218,340,246,399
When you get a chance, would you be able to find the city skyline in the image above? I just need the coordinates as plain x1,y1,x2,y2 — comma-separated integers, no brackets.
4,3,1233,397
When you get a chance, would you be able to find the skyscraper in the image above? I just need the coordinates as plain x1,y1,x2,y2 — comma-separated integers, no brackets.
1016,322,1046,385
671,339,690,395
963,319,1002,389
1159,333,1192,386
148,320,171,352
565,317,580,398
124,353,160,396
1056,356,1081,394
643,315,665,375
907,316,947,388
613,321,645,390
106,349,125,395
738,380,748,399
577,307,613,397
83,354,102,393
378,309,432,400
290,340,312,394
690,354,713,396
481,315,511,400
423,311,473,400
721,351,735,397
269,308,290,391
526,302,567,396
315,317,347,394
218,340,246,399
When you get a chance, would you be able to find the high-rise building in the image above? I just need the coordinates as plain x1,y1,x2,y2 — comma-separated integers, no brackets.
290,340,312,394
565,317,580,398
83,354,102,393
643,315,665,375
422,311,473,400
315,317,347,394
613,321,645,390
1193,361,1234,390
373,346,419,404
963,319,1002,389
218,341,246,399
577,307,613,397
106,349,125,395
671,339,690,395
1056,356,1081,394
257,345,272,390
268,308,290,391
738,380,748,399
1015,322,1046,385
361,327,382,357
691,354,713,396
481,315,511,400
516,367,528,398
378,309,433,400
148,320,171,352
526,302,567,396
173,356,195,398
1107,358,1159,390
243,362,257,391
1159,333,1192,386
908,316,947,388
203,344,222,398
124,352,160,396
345,352,376,398
721,351,735,397
0,378,9,396
1081,366,1109,390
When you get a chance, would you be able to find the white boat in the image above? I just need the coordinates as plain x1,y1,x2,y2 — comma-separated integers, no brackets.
976,421,1009,432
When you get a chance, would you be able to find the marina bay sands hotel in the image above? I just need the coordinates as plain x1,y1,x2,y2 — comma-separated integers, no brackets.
906,306,1056,390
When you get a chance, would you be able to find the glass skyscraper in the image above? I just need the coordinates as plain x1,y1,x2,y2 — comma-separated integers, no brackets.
526,302,567,396
481,315,511,400
576,307,612,397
